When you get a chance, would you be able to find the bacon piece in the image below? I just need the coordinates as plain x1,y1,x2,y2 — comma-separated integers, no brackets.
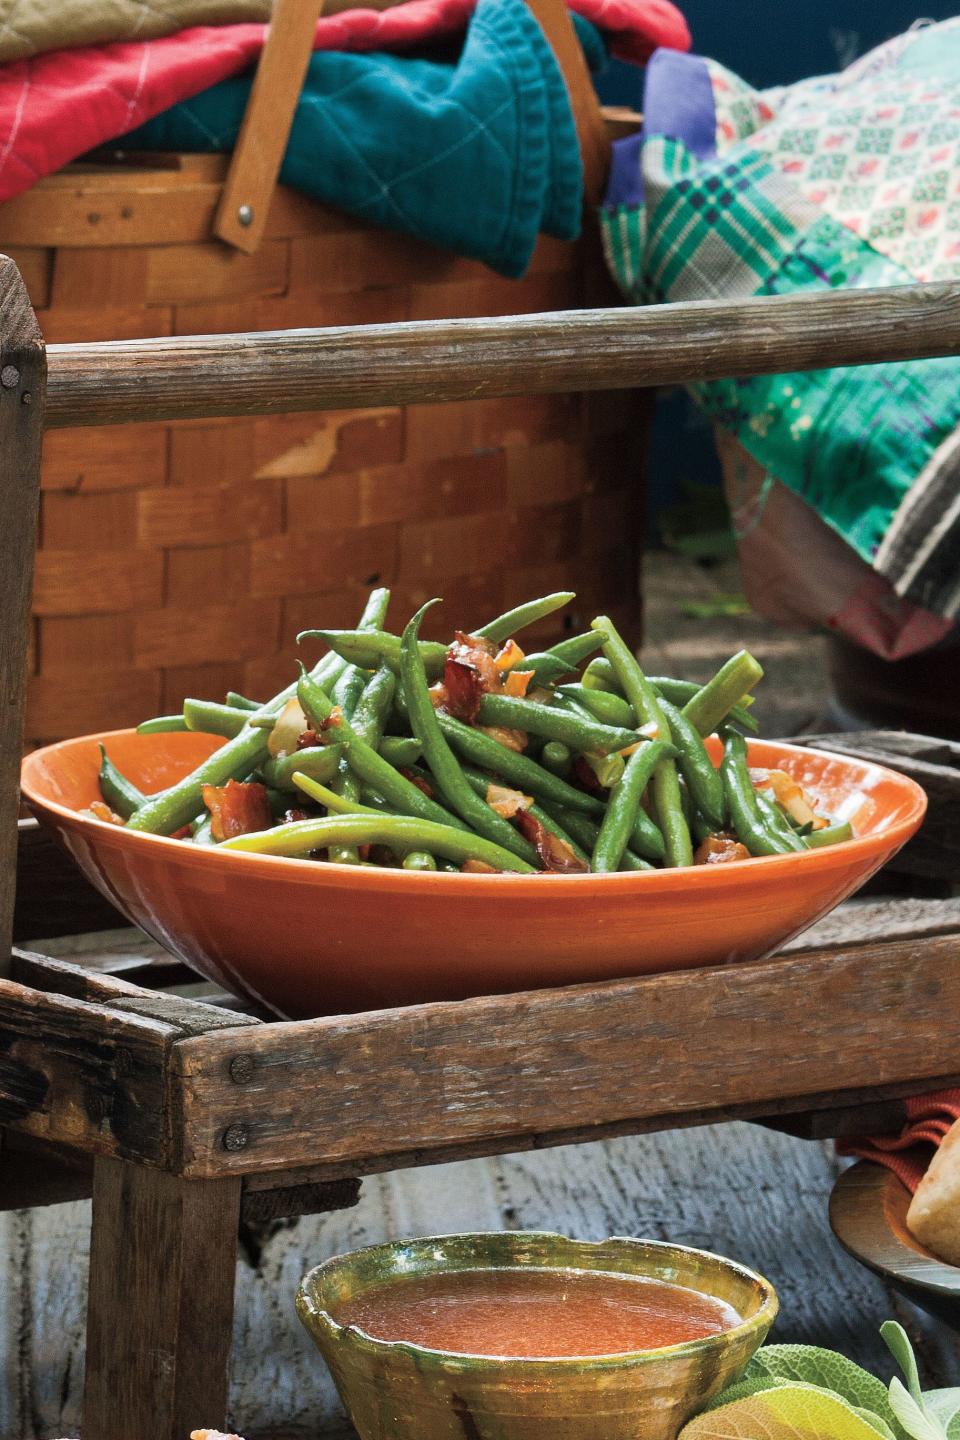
319,705,344,739
429,681,450,711
401,767,434,800
573,755,604,795
462,857,499,874
485,783,533,819
190,1432,245,1440
516,810,589,873
297,729,322,750
477,724,528,753
441,631,503,722
443,657,484,723
202,780,273,842
171,824,193,841
283,808,308,825
694,834,751,865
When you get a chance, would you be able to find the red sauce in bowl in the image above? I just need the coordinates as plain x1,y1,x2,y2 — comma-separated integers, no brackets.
334,1268,740,1358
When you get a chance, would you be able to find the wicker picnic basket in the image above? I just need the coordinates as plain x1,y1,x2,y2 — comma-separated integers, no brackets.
0,0,648,749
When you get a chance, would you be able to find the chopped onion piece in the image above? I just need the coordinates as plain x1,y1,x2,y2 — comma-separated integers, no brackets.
494,639,526,672
485,783,533,819
269,697,308,758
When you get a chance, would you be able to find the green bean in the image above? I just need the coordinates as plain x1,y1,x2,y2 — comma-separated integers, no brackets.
541,740,571,777
399,604,538,864
756,792,807,852
524,631,607,684
352,664,396,745
379,735,422,767
537,800,661,867
297,665,468,833
136,714,188,734
183,698,252,739
453,763,589,867
474,591,574,644
583,660,759,734
223,814,536,872
557,684,635,731
226,692,261,711
593,616,693,868
683,651,763,737
403,851,437,872
658,699,725,830
263,744,344,792
477,693,641,755
328,591,391,866
581,751,625,790
720,730,794,857
592,741,673,873
292,772,379,816
804,821,854,849
127,649,344,835
298,628,447,679
431,710,605,815
97,745,145,819
399,690,664,852
619,847,655,872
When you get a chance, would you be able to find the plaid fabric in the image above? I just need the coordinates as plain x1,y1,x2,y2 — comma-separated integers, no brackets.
644,142,819,301
600,31,960,621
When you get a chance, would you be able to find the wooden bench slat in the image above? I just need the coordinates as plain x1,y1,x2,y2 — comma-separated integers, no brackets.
170,933,960,1177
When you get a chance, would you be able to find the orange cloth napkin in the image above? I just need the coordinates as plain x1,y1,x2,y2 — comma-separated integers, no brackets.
837,1090,960,1193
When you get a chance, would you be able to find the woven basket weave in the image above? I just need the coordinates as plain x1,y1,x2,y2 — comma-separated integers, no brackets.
3,153,647,747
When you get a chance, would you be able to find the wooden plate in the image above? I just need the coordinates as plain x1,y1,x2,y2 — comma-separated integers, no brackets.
830,1161,960,1329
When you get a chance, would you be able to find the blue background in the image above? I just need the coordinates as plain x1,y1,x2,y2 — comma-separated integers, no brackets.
595,2,960,534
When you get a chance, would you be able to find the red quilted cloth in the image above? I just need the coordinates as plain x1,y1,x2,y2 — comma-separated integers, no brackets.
837,1090,960,1193
0,0,689,205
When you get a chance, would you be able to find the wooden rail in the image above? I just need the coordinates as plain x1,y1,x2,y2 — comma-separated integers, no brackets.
43,280,960,428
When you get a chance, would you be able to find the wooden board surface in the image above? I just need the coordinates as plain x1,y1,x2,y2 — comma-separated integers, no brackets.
43,281,960,429
170,933,960,1177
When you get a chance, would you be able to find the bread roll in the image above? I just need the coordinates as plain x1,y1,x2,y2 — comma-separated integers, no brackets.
906,1118,960,1265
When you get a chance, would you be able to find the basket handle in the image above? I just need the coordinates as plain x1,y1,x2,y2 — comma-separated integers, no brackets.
214,0,326,254
215,0,611,254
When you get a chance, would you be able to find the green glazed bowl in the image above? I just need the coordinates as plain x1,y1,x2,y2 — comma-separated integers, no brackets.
296,1232,778,1440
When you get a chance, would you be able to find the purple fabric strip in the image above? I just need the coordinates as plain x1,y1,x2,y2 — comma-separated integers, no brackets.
605,48,718,210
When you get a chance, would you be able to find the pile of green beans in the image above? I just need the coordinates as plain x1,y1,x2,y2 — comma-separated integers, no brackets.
99,587,854,870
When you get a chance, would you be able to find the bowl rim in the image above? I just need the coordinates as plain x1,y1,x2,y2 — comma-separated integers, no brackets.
295,1230,779,1371
21,729,927,893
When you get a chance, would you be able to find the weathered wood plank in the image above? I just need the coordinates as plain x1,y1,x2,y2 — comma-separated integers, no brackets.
44,282,960,429
0,1134,360,1221
0,976,176,1162
11,948,258,1036
172,934,960,1177
0,258,46,976
84,1157,241,1440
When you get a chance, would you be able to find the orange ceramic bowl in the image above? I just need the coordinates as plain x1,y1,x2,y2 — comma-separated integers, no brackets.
22,730,926,1018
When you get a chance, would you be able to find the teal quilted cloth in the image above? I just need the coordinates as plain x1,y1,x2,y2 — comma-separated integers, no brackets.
123,0,607,277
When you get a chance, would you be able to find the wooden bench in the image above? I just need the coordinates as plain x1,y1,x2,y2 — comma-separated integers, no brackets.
1,262,959,1438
